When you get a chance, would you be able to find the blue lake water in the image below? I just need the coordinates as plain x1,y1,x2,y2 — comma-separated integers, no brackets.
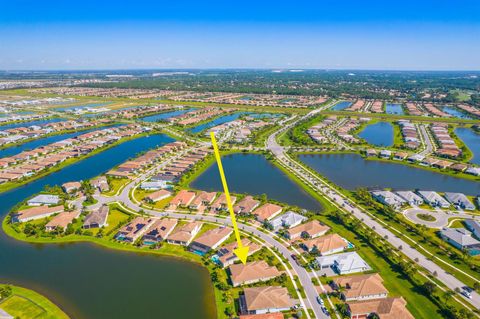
140,108,195,122
358,122,394,147
0,133,217,319
456,127,480,165
191,153,323,212
188,112,248,133
386,103,404,115
299,153,480,195
442,106,472,119
55,103,111,112
0,118,66,130
331,101,352,111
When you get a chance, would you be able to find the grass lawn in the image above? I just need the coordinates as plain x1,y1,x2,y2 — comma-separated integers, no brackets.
104,177,130,196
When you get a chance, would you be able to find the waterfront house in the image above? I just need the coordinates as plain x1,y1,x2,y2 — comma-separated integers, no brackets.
395,191,424,206
167,221,203,246
45,210,80,232
302,233,350,255
216,238,261,268
439,228,480,256
115,217,156,243
333,273,388,302
140,180,168,190
347,297,414,319
379,150,392,158
211,193,237,211
371,191,406,209
142,218,178,244
366,149,377,157
269,211,307,230
465,220,480,240
229,261,283,287
91,176,109,192
240,286,296,315
466,167,480,176
444,192,475,210
189,226,233,255
27,194,60,206
13,205,64,222
169,190,196,208
189,191,217,210
144,189,172,203
62,181,82,194
417,191,450,208
234,196,260,215
393,152,409,160
407,154,424,163
286,220,330,240
315,251,371,275
83,205,109,229
252,203,283,222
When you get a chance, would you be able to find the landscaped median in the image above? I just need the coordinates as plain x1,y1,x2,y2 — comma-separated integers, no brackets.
0,284,69,319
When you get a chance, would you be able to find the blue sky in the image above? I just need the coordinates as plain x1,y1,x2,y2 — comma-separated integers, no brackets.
1,0,479,70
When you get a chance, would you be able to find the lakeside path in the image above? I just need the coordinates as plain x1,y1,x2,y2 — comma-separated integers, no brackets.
266,106,480,311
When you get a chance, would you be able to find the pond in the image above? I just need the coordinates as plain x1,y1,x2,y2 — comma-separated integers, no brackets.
455,127,480,165
358,122,394,147
331,101,352,111
385,103,404,115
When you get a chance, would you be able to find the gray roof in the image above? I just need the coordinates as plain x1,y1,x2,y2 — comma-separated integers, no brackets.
371,191,406,207
270,211,307,229
444,192,475,210
27,194,60,205
464,220,480,238
316,251,371,273
417,191,450,207
440,228,480,247
84,205,109,227
395,191,423,204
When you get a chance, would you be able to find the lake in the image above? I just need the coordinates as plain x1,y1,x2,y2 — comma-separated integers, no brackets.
456,127,480,165
190,153,323,212
331,101,352,111
386,103,404,115
0,118,66,130
443,106,472,119
188,112,248,134
0,134,216,319
299,153,480,195
358,122,394,147
140,108,195,122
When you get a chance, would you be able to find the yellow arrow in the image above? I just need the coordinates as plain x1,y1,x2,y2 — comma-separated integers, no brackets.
210,132,249,264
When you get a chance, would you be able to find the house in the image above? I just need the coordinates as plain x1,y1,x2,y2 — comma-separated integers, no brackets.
12,205,64,222
239,313,284,319
169,190,196,208
286,220,330,240
91,176,109,192
444,192,475,210
140,181,169,190
189,226,233,255
379,150,392,158
417,191,450,208
466,167,480,176
347,297,414,319
439,228,480,256
365,149,377,157
115,217,156,243
27,194,60,206
240,286,296,315
62,181,81,193
269,211,307,230
315,251,371,275
189,191,217,210
83,205,109,229
464,219,480,239
143,218,178,244
395,191,424,206
229,261,283,287
371,191,406,209
234,196,260,214
211,193,237,211
45,210,80,232
252,203,283,222
407,154,424,162
167,221,203,246
216,238,262,268
333,273,388,301
144,189,172,203
302,233,350,255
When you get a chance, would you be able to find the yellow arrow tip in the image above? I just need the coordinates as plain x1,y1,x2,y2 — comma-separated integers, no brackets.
234,246,250,265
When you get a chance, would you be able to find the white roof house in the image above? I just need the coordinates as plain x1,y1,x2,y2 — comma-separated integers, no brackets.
444,192,475,211
371,191,406,209
395,191,424,206
440,228,480,256
417,191,450,208
380,150,392,158
27,194,60,206
465,220,480,239
140,181,169,190
315,251,371,275
407,154,425,162
269,211,307,230
466,167,480,176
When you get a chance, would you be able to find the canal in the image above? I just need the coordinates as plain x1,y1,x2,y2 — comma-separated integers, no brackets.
190,153,323,213
0,134,216,319
140,108,195,122
456,127,480,165
331,101,352,111
0,118,66,130
299,153,480,195
358,122,394,147
188,112,249,134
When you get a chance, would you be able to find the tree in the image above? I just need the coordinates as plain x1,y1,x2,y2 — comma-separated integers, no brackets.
422,281,437,295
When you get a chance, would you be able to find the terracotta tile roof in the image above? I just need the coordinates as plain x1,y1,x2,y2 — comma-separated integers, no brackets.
16,205,64,221
347,297,414,319
230,261,283,286
252,203,283,221
243,286,295,312
45,210,80,230
303,233,349,254
191,226,233,249
287,220,330,239
335,273,388,300
239,313,284,319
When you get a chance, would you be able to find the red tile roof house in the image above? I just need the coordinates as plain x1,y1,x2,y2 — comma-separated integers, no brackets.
211,193,237,212
229,261,284,287
216,238,262,268
239,286,296,315
347,297,414,319
166,221,203,246
12,205,64,223
189,226,233,255
234,196,260,215
239,314,284,319
333,273,388,302
168,190,196,209
144,189,172,203
189,191,217,210
62,181,82,194
142,218,178,245
302,233,350,255
45,210,81,232
286,220,330,240
252,203,283,223
115,217,156,243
